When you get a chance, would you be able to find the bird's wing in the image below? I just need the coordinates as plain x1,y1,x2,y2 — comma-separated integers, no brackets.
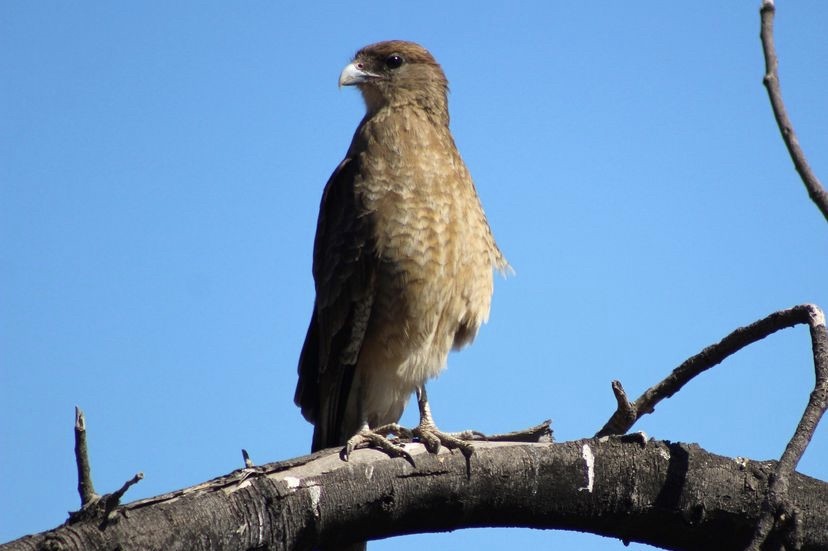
295,157,376,451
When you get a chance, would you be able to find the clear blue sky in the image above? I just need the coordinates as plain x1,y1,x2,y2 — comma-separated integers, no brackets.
2,2,827,549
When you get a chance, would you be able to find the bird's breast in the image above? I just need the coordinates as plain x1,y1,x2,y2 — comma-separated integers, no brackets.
355,130,496,386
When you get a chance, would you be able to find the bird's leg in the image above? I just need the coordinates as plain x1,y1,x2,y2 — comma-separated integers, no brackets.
412,386,485,459
341,421,415,465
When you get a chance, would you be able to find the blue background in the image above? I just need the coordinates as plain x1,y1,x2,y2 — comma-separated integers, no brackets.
3,2,827,549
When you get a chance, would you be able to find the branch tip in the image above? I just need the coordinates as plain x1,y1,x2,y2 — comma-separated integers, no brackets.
74,406,85,431
242,449,254,468
610,380,631,409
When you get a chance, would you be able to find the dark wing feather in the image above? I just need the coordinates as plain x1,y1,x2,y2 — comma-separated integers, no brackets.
294,157,375,451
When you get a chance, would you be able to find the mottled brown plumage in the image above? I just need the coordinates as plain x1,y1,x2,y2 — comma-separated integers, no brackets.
295,40,507,457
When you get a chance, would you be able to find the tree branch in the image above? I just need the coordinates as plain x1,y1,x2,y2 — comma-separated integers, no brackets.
73,406,97,507
759,0,828,221
596,305,826,437
747,306,828,549
67,407,144,526
4,439,827,551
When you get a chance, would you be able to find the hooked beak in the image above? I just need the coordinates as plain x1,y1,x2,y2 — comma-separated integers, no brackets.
338,62,381,88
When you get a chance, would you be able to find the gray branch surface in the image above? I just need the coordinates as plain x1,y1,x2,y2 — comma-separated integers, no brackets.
4,439,827,551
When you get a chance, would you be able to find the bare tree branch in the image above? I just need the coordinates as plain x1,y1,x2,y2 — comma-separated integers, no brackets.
67,408,144,526
73,406,97,507
759,0,828,221
747,306,828,549
9,302,825,550
4,439,827,551
597,305,826,437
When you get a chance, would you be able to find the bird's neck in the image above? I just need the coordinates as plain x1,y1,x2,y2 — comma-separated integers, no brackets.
361,91,449,129
367,103,449,134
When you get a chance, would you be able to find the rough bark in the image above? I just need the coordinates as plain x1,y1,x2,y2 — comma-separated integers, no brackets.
4,438,827,551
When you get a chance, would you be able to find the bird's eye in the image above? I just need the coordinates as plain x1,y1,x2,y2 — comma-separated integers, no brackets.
385,54,404,69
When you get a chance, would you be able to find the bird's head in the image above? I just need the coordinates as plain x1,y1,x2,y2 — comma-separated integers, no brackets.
339,40,449,119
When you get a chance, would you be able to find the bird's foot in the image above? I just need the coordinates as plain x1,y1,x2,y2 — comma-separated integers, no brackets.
413,386,486,460
341,423,416,466
413,420,485,459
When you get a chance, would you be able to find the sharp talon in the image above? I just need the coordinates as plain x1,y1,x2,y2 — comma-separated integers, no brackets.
420,431,442,454
400,448,416,468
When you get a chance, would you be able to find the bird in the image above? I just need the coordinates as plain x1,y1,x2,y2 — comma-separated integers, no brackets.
294,40,508,468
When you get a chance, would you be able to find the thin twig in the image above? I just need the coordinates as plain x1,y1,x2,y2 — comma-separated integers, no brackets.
759,0,828,221
74,406,98,506
110,472,144,504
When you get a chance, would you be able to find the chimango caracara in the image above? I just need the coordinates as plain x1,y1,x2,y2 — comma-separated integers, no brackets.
295,40,508,462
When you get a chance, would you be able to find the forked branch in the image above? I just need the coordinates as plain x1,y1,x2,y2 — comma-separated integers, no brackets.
596,303,827,549
68,407,143,524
